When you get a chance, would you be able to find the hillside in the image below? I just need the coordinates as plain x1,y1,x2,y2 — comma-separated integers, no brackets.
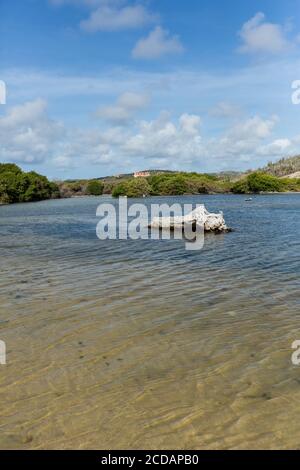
2,156,300,205
262,155,300,177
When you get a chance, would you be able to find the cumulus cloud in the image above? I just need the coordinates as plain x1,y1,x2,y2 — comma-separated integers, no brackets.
211,115,280,163
0,100,64,164
2,98,299,173
52,155,75,169
80,3,157,32
95,91,150,124
132,26,184,59
53,113,298,171
123,112,203,160
122,113,282,166
50,0,157,33
225,115,278,141
257,138,293,157
238,12,292,55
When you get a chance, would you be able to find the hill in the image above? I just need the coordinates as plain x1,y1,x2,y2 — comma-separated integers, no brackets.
261,155,300,177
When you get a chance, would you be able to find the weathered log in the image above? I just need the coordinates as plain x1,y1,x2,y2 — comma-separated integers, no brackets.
149,205,231,233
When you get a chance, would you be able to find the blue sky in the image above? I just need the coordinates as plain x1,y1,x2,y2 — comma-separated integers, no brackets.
0,0,300,179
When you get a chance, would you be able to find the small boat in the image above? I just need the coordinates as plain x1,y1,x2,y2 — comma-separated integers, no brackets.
245,198,253,202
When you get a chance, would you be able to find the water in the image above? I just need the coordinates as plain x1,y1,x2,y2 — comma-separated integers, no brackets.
0,194,300,450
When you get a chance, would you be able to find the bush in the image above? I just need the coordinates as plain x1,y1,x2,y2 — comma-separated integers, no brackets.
281,178,300,192
86,180,104,196
112,178,152,198
231,179,250,194
112,183,127,198
247,172,284,193
231,172,285,194
157,175,188,195
0,165,59,204
0,163,23,175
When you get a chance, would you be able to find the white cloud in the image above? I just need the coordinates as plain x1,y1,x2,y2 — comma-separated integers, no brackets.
210,115,279,163
50,0,158,33
95,91,150,124
52,155,75,169
0,100,64,164
121,113,280,166
80,3,157,32
238,12,292,55
3,69,300,173
257,138,293,157
58,113,299,171
123,112,203,162
0,99,47,129
179,114,202,136
2,99,299,173
226,115,278,141
132,26,184,60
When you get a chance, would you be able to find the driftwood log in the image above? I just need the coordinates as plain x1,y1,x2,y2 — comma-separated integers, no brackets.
149,205,231,233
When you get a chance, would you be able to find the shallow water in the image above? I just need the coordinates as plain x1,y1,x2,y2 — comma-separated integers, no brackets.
0,194,300,450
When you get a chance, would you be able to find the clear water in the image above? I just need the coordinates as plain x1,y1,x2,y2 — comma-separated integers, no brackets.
0,194,300,449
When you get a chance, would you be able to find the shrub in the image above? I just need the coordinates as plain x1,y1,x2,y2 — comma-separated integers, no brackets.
112,183,127,198
247,172,284,193
231,172,285,194
0,165,59,204
86,180,104,196
231,179,250,194
112,178,152,198
157,176,188,195
0,163,22,175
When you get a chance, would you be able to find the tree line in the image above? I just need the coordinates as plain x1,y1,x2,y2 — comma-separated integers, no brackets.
1,163,300,205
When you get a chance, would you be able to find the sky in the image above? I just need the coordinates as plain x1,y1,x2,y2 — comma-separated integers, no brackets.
0,0,300,179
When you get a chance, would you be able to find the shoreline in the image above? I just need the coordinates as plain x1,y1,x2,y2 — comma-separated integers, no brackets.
1,191,300,207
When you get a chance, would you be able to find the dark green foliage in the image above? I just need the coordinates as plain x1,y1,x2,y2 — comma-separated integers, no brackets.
0,163,23,175
112,178,152,198
112,172,232,198
0,164,59,204
281,178,300,192
231,179,251,194
247,172,285,193
156,175,188,195
232,172,286,194
69,182,84,193
111,183,128,198
86,180,104,196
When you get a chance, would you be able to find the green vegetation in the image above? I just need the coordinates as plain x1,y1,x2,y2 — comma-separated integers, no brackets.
53,166,300,199
0,164,59,204
57,177,121,198
1,155,300,204
86,180,104,196
112,172,232,198
232,172,286,194
112,178,152,198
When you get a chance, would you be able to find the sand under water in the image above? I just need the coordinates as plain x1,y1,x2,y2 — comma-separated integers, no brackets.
0,194,300,449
